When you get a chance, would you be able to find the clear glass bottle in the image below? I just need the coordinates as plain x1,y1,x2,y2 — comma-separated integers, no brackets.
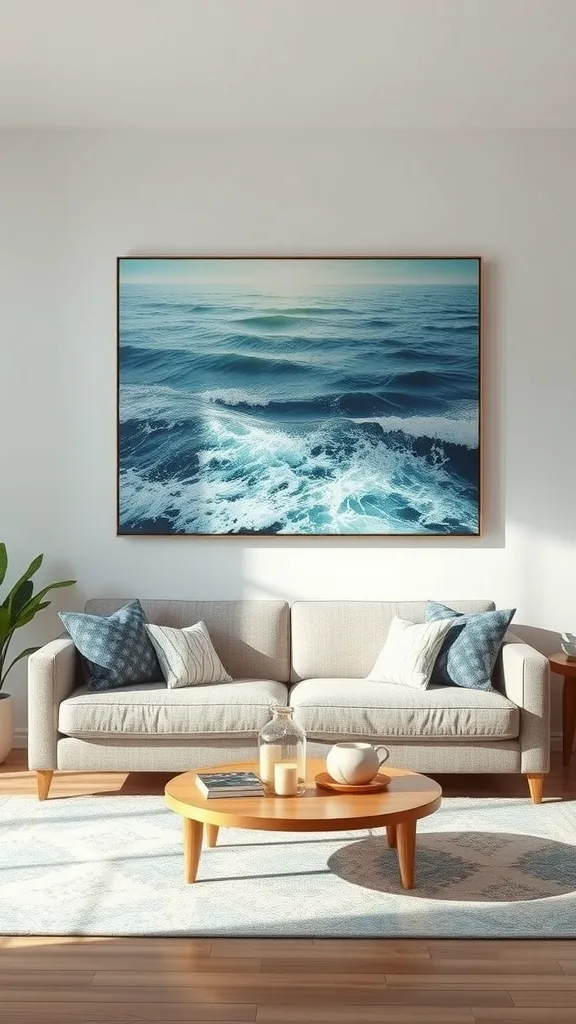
258,706,307,795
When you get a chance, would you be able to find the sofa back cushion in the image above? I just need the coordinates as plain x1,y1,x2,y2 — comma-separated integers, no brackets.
85,600,290,682
290,601,495,681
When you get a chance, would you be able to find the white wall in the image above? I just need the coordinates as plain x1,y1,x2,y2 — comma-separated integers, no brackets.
1,130,575,737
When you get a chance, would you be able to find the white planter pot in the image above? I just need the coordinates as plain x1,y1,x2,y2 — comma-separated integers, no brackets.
0,694,14,765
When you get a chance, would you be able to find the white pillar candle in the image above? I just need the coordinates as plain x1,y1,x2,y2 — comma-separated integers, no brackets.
259,744,283,785
274,762,298,796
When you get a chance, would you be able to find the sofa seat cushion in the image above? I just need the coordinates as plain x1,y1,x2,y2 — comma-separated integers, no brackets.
59,679,288,739
289,679,519,741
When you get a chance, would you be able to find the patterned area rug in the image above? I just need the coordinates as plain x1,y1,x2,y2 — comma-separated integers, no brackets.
1,794,576,937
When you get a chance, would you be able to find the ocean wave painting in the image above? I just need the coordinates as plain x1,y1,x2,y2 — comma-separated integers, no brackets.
117,257,481,535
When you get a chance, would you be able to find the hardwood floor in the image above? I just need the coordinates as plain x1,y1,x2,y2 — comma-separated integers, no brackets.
1,749,575,1023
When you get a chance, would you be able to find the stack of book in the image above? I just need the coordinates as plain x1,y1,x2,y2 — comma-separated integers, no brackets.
195,770,265,799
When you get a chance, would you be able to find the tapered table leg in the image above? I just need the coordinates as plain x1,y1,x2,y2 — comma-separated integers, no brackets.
386,824,397,848
205,824,219,848
396,818,417,889
183,817,203,883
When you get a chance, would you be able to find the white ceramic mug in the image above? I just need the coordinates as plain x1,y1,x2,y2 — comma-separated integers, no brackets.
326,742,390,785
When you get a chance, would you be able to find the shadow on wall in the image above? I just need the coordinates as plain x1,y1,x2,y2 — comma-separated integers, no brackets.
511,624,562,658
505,320,576,551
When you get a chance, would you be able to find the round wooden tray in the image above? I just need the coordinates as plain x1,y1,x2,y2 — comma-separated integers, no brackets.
314,771,391,794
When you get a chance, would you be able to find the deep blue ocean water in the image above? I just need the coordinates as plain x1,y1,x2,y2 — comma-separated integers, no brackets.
118,281,479,534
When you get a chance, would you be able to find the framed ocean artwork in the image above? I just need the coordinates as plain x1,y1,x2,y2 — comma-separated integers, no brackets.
117,256,481,536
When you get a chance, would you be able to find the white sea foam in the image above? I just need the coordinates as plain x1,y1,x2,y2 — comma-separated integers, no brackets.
119,413,478,535
120,383,274,421
119,384,187,423
352,409,478,448
121,385,479,450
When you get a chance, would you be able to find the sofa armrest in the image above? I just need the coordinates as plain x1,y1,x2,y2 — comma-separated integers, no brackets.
28,637,78,770
499,633,550,774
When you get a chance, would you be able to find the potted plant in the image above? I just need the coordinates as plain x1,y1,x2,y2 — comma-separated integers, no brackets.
0,543,75,763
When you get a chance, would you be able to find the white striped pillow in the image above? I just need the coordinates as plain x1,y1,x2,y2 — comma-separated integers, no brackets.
367,615,455,690
145,621,232,689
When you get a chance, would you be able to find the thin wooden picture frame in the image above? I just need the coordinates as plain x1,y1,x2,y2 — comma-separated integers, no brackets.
116,256,482,537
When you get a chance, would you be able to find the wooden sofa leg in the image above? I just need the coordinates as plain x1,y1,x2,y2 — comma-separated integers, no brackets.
526,773,544,804
36,771,54,801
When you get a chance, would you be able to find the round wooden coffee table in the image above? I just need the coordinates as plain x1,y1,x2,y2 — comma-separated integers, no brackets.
164,758,442,889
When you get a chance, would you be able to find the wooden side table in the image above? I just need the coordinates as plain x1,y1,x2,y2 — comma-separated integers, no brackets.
549,653,576,766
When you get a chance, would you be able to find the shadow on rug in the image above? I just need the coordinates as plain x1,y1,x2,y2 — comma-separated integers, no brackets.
329,831,576,901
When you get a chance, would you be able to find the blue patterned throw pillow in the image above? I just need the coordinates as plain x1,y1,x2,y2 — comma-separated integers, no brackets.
59,599,163,692
425,601,516,691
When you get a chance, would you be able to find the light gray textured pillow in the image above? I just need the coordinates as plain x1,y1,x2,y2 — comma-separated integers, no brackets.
367,615,456,690
145,620,232,688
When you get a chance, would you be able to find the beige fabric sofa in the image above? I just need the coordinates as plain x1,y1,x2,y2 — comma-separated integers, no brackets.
28,599,550,802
